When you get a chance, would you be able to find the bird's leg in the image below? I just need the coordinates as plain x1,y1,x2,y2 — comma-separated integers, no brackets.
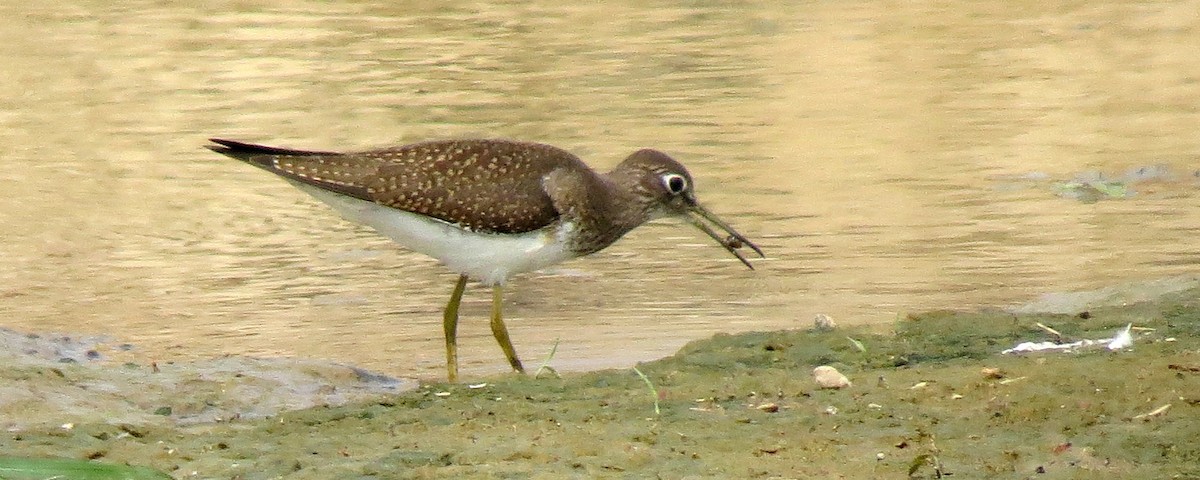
443,274,468,382
490,284,525,373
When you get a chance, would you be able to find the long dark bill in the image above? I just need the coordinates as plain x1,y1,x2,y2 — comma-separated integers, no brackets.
684,204,765,270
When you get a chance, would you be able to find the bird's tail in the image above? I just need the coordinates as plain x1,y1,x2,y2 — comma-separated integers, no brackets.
206,138,340,162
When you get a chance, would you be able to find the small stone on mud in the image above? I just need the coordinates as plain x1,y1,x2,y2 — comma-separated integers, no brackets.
812,314,837,331
813,366,851,389
755,402,779,413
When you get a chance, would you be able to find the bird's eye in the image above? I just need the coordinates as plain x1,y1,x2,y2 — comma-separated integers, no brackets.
663,174,688,195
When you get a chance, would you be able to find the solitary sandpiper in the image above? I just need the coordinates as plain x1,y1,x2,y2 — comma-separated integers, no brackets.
208,138,763,381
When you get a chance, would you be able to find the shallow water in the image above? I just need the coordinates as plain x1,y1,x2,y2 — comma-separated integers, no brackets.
1,1,1198,378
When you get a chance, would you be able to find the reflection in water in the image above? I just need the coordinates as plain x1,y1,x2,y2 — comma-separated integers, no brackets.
0,1,1197,378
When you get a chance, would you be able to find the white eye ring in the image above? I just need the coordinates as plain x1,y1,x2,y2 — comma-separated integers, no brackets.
662,173,688,194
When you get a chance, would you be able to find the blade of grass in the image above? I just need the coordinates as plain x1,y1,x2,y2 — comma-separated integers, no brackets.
632,366,661,416
533,338,560,379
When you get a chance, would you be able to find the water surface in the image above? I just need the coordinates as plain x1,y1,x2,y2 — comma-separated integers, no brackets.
2,1,1198,378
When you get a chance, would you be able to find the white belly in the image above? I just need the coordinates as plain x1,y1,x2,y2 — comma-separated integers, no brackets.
287,181,576,285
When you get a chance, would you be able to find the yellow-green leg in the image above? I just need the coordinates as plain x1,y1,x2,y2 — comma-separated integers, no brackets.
443,274,468,382
490,284,525,373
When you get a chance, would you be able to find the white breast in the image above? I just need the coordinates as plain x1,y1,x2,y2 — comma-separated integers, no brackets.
287,180,577,285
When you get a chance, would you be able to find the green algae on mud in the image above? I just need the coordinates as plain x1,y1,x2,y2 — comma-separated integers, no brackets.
2,288,1199,479
0,456,172,480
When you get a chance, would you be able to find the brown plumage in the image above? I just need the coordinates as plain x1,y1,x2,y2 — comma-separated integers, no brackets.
208,138,585,234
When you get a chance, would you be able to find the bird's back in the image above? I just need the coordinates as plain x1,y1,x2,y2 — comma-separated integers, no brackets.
209,138,591,234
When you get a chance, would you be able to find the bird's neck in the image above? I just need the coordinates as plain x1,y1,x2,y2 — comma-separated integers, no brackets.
559,169,652,256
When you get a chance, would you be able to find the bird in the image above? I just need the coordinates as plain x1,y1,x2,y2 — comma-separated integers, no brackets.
208,138,763,381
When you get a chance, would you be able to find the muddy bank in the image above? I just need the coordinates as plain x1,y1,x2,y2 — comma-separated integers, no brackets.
1,283,1198,478
0,329,414,430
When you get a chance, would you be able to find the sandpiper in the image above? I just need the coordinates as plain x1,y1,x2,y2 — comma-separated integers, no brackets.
208,138,763,381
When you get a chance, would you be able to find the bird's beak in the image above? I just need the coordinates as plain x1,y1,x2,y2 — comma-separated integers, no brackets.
683,202,765,269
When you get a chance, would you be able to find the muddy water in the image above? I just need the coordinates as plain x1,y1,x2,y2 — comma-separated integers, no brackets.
1,1,1197,379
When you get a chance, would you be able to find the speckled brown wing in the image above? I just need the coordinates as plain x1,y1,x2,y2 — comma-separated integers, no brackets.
208,138,385,200
362,140,587,233
210,138,588,234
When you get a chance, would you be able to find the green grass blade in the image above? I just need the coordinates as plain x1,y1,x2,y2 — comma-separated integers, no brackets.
632,366,661,416
533,338,561,379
